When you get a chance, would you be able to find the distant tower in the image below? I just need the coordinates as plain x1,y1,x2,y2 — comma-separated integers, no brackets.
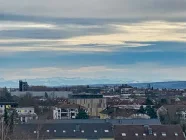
147,84,151,89
19,80,29,91
19,80,23,91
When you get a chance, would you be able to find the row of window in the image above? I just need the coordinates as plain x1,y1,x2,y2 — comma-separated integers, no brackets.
58,109,77,112
121,132,178,137
17,110,33,113
34,129,109,133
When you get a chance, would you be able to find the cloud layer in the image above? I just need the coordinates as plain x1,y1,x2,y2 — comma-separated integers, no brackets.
0,0,186,84
0,21,186,53
1,0,186,19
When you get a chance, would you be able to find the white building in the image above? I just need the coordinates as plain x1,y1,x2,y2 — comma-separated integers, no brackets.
16,107,38,123
114,104,148,110
53,104,86,119
176,110,186,120
129,113,151,119
0,102,18,116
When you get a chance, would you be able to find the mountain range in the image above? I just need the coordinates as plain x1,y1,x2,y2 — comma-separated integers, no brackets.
0,77,139,88
0,77,186,89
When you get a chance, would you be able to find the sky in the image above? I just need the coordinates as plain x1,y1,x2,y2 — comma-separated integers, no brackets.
0,0,186,85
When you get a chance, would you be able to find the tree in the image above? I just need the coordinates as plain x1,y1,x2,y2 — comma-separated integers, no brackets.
45,92,49,99
160,98,167,105
138,105,145,114
76,109,89,119
9,110,16,133
145,105,157,119
4,87,12,101
145,98,154,105
0,87,12,101
18,92,35,107
4,107,9,126
182,124,186,135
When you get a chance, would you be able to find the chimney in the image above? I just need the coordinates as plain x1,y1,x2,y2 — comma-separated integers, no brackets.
148,127,153,135
119,119,122,124
76,124,80,131
144,125,153,135
105,119,109,123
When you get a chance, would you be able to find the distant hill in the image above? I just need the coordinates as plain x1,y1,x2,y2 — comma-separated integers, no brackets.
129,81,186,89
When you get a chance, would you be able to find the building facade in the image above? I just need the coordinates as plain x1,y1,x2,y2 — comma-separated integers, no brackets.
16,107,38,123
0,102,18,116
19,80,29,91
53,104,87,119
12,120,182,140
157,105,186,123
69,94,107,117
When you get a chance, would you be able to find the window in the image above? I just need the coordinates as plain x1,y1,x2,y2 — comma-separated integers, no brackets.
46,130,50,133
175,133,178,136
61,113,68,117
162,132,166,136
122,133,126,136
135,133,138,136
71,113,75,116
63,130,66,133
153,133,157,136
61,109,67,112
54,130,56,133
104,130,109,133
94,130,97,133
99,99,103,104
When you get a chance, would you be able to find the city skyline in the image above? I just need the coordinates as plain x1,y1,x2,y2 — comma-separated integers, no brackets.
0,0,186,84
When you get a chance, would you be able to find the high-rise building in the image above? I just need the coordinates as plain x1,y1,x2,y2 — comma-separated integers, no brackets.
19,80,29,91
147,83,151,89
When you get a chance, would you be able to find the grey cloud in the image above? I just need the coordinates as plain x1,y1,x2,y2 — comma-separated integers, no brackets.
0,0,186,20
0,25,117,39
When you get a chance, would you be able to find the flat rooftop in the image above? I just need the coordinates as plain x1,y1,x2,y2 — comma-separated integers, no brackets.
68,94,103,99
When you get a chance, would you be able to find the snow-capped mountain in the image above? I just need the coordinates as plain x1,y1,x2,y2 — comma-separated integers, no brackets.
0,77,139,88
0,77,185,89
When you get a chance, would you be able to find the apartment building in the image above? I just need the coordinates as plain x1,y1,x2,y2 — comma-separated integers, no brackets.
69,94,107,117
0,102,18,115
12,120,183,140
53,104,87,119
16,107,38,123
19,80,29,91
114,125,185,140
